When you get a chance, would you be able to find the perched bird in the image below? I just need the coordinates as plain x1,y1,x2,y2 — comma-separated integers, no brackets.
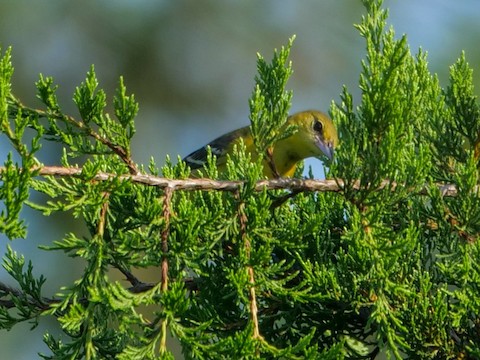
183,110,338,178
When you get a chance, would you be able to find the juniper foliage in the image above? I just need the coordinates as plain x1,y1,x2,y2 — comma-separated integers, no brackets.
1,1,480,359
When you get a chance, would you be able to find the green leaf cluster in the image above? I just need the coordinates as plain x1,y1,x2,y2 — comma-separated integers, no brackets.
0,1,480,359
328,0,480,358
249,36,295,162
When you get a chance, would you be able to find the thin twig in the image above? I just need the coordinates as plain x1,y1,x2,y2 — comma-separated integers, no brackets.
265,147,280,179
159,186,173,354
0,281,56,310
160,186,173,292
270,189,302,209
115,264,145,288
97,192,110,237
10,99,139,175
236,190,261,340
0,275,198,310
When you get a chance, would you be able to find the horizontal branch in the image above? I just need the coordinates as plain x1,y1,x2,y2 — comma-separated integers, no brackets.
0,281,54,310
0,165,461,196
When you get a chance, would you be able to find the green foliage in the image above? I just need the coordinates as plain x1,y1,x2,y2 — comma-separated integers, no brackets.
1,0,480,359
0,47,42,239
0,246,47,330
249,36,295,164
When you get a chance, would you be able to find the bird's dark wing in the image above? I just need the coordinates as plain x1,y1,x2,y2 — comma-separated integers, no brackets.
183,126,250,169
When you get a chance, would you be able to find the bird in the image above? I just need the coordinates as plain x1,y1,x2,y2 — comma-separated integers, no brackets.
183,110,338,178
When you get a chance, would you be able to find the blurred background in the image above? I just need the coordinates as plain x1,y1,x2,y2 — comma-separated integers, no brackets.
0,1,479,358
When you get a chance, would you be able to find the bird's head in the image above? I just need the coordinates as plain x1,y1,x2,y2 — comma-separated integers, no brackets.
281,110,338,161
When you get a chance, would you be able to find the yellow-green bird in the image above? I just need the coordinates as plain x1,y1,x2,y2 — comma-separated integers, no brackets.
184,110,338,178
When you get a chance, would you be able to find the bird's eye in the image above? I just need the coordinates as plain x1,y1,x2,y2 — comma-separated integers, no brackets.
313,119,323,134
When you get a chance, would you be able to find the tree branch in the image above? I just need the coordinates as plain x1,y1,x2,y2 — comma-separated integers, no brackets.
9,96,139,175
0,281,56,310
0,165,463,196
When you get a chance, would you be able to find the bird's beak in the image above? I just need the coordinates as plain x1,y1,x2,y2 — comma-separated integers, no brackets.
317,140,335,161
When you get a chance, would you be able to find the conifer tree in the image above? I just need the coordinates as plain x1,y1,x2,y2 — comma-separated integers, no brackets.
1,1,479,358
